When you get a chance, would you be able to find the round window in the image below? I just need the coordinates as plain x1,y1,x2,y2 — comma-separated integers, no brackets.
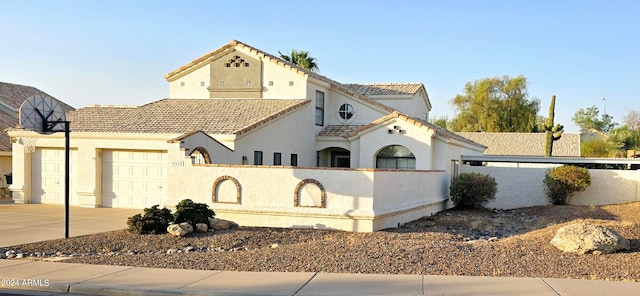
338,103,355,121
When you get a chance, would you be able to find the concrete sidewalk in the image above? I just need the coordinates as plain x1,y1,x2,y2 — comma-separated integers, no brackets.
0,260,639,296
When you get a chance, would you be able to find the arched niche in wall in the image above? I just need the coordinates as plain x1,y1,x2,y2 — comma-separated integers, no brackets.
294,178,326,208
190,147,211,165
212,175,241,204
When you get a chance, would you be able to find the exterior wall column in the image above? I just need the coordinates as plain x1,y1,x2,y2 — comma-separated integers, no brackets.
77,146,101,207
9,140,31,203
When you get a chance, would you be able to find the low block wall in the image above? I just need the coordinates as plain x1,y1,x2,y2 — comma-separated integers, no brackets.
461,164,640,209
167,164,448,232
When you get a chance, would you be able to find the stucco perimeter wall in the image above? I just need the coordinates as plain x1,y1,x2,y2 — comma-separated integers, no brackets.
371,170,451,230
167,164,447,232
461,164,640,209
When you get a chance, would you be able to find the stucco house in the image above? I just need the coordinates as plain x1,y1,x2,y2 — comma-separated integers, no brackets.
7,40,485,231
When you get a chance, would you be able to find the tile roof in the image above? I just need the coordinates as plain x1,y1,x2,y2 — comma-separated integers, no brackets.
317,125,365,137
456,132,581,157
344,83,423,96
66,99,310,136
0,82,74,152
0,82,74,111
164,40,395,114
0,112,17,152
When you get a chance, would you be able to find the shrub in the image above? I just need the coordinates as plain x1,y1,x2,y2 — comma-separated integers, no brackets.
173,199,216,226
449,172,497,209
127,205,173,234
544,165,591,205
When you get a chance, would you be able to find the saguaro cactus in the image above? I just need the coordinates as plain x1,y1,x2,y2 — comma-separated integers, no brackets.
544,95,564,157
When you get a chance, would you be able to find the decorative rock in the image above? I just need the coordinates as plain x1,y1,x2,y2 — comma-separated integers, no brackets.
184,246,195,253
195,223,208,233
550,223,630,254
167,222,194,237
166,248,179,254
270,243,280,249
208,217,237,230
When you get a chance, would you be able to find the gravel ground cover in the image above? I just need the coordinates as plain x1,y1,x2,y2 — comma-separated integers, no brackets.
3,202,639,281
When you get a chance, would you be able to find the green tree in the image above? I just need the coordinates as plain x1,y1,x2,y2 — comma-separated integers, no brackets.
572,106,617,133
450,75,540,132
278,49,319,72
430,115,451,131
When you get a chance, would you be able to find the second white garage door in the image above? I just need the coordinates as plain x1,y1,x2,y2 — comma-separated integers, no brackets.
101,150,168,208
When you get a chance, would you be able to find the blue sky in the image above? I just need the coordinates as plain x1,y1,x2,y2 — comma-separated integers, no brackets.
1,0,637,133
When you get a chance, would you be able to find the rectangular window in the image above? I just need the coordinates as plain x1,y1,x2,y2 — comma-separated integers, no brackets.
254,151,263,165
274,152,282,165
268,81,274,86
291,154,298,166
315,90,325,126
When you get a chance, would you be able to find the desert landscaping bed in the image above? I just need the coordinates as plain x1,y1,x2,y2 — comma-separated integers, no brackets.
3,203,639,282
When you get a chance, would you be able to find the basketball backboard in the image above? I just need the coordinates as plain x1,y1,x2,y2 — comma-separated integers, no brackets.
19,94,67,134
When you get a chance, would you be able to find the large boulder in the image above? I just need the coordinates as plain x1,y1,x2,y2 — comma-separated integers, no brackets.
195,223,209,233
167,222,194,237
550,223,630,254
208,217,238,230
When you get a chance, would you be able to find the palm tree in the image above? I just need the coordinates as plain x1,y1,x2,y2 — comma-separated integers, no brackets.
278,49,319,72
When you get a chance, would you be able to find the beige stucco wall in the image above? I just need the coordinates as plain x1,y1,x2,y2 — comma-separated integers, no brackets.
166,160,449,232
209,51,262,98
461,164,640,209
168,64,211,98
354,119,434,169
260,56,308,99
324,89,387,127
232,103,317,166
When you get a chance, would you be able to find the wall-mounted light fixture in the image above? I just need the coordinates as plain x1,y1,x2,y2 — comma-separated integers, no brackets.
242,156,248,165
388,126,405,134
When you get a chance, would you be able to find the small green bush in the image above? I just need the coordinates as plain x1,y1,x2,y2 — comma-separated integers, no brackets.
544,165,591,205
173,199,215,226
127,205,173,234
450,172,497,209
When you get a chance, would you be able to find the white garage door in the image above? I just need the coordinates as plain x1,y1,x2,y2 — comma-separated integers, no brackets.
101,150,167,208
31,148,79,205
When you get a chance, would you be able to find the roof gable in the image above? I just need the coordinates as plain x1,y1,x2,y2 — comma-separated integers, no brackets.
67,98,310,136
456,132,581,157
165,40,395,114
347,111,485,149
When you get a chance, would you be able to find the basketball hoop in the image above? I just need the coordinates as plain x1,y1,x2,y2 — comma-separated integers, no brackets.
20,137,38,154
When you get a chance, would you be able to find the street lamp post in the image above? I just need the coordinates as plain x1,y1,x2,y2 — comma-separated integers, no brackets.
603,97,607,115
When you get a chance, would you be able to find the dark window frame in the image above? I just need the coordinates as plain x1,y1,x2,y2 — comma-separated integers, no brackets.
315,90,325,126
254,151,263,165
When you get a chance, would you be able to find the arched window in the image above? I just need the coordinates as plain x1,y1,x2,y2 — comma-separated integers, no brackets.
190,147,211,165
376,145,416,169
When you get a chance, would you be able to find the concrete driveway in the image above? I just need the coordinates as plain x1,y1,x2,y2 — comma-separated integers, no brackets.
0,204,142,247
